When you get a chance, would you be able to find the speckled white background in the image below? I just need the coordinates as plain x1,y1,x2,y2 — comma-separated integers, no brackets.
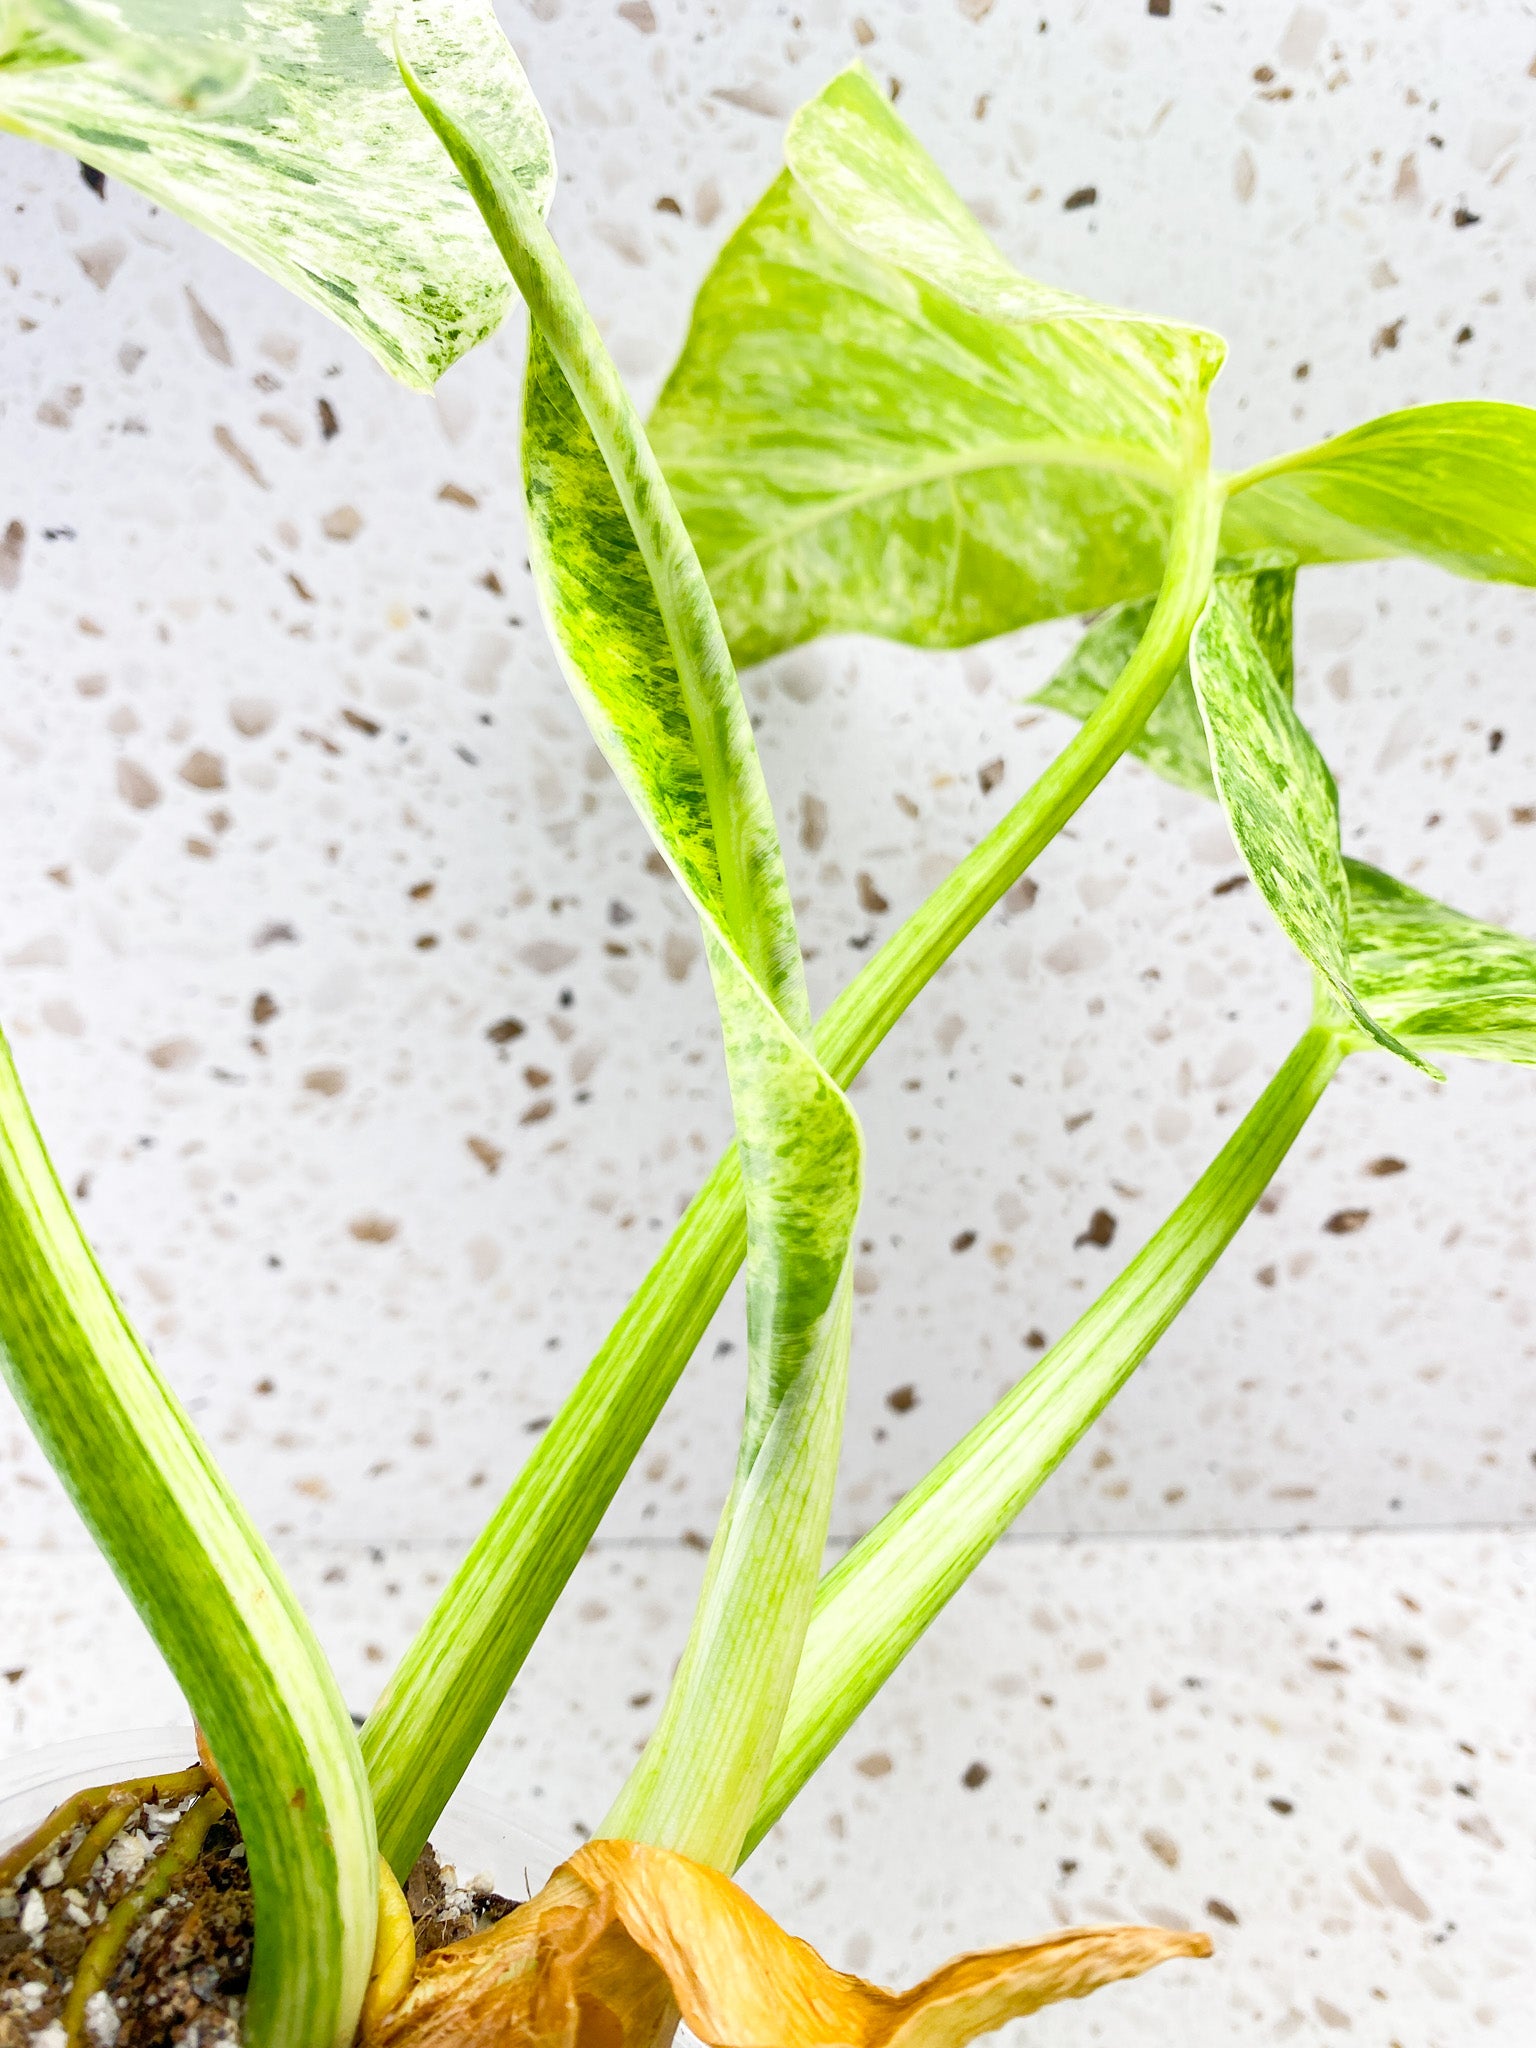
2,2,1534,2043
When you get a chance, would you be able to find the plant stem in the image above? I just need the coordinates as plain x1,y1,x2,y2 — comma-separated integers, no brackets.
364,1145,747,1874
598,1266,855,1865
365,449,1221,1874
816,454,1219,1079
741,1020,1348,1855
0,1032,377,2048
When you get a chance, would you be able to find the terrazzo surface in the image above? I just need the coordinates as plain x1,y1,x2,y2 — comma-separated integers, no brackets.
1,0,1534,1548
3,1533,1533,2047
2,5,1535,2046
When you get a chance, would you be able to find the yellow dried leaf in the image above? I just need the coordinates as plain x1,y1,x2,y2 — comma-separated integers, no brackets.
368,1838,1209,2048
362,1859,418,2036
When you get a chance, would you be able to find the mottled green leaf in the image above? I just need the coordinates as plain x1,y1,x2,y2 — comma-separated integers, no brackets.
648,63,1222,666
0,0,553,388
1224,402,1536,585
1343,859,1536,1065
0,1032,376,2048
380,57,862,1876
1032,563,1295,799
1041,580,1536,1069
1188,577,1435,1075
525,323,861,1875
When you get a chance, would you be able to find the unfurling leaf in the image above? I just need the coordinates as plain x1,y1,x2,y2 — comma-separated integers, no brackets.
1033,562,1295,799
369,1840,1210,2048
649,62,1222,666
0,0,554,388
1224,401,1536,586
1342,860,1536,1066
382,58,862,1874
522,321,861,1869
1186,577,1436,1076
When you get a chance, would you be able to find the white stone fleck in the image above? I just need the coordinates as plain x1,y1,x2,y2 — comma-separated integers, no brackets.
84,1992,121,2047
104,1829,153,1882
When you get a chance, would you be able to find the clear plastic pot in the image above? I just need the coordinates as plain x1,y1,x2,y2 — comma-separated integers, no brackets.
0,1725,567,1900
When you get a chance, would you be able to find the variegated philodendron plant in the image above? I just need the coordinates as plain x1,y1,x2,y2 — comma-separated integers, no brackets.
1,10,1532,2048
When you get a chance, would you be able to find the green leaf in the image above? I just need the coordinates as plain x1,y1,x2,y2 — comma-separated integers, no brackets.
1032,564,1295,801
0,1030,376,2048
387,53,862,1876
1343,859,1536,1065
0,0,554,388
1187,575,1437,1077
648,63,1223,667
1224,402,1536,585
746,1022,1346,1853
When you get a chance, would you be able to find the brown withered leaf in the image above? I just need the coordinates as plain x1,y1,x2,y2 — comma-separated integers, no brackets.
369,1839,1209,2048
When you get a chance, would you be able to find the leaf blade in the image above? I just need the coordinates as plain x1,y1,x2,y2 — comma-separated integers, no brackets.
648,64,1222,665
0,0,554,388
1187,576,1437,1076
1224,401,1536,585
1344,859,1536,1065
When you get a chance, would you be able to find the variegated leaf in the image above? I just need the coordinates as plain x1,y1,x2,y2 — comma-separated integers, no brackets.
1188,578,1434,1075
0,0,553,388
1342,860,1536,1065
1224,402,1536,586
648,63,1222,666
1033,562,1295,799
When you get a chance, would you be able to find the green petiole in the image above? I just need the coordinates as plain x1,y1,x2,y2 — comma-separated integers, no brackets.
363,456,1221,1871
0,1032,378,2048
745,1016,1348,1854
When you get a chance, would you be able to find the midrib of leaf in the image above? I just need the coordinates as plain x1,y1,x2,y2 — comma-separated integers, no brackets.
1225,453,1451,519
703,435,1178,581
